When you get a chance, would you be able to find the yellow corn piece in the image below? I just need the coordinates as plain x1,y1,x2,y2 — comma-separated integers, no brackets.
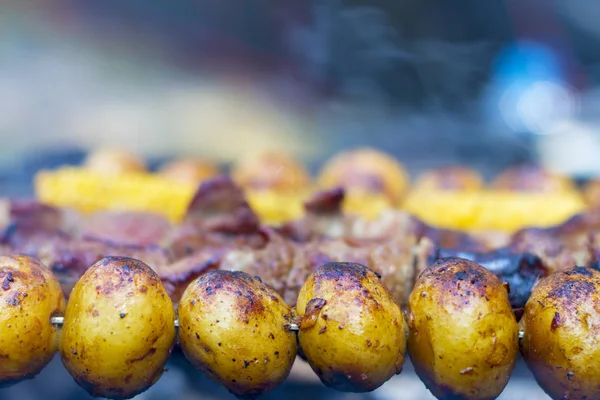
34,167,197,222
402,190,586,232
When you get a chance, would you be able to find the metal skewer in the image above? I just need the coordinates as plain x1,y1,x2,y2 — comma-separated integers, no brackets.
51,316,300,331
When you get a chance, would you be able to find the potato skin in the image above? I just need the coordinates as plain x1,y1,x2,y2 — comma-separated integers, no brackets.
296,262,407,392
521,266,600,400
408,258,518,400
59,256,175,399
178,270,297,398
0,255,66,386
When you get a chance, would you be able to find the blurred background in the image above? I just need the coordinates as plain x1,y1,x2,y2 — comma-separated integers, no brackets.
4,0,600,192
1,0,599,398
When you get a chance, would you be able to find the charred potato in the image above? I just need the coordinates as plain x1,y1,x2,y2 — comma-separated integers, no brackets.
60,256,175,399
231,151,310,192
296,262,407,392
317,147,409,204
178,270,297,398
521,266,600,400
0,255,66,386
407,258,518,400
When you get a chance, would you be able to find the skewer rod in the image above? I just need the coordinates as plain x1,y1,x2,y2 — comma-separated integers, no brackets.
51,316,299,331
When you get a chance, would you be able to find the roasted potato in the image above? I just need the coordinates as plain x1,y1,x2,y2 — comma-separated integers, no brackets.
0,255,66,386
407,258,518,400
491,164,575,193
317,147,409,204
296,262,407,392
59,256,175,399
178,270,297,398
84,148,146,175
413,166,483,192
521,266,600,400
158,158,219,184
231,151,310,192
583,178,600,209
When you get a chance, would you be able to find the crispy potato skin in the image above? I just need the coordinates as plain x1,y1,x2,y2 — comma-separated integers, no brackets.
178,270,297,398
407,258,518,400
59,256,175,399
296,262,407,392
521,266,600,400
0,255,66,386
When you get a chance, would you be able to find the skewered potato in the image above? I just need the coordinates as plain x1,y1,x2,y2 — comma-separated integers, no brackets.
491,164,575,193
583,178,600,209
231,151,310,192
296,262,407,392
407,258,518,400
521,266,600,400
83,148,146,175
413,166,483,192
59,256,175,399
0,255,66,386
178,270,297,398
317,147,409,204
158,158,219,184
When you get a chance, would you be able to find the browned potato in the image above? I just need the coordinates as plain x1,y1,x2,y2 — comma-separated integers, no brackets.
84,148,146,175
491,164,575,193
296,262,407,392
407,258,518,400
178,270,297,398
231,151,310,192
317,147,409,204
0,255,66,386
158,158,219,184
583,178,600,209
413,166,483,191
521,266,600,400
60,256,175,399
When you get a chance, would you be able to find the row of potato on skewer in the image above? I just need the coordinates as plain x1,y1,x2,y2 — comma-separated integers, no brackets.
82,146,591,200
0,253,598,400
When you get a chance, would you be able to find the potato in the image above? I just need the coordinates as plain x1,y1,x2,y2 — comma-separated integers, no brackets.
407,257,518,400
521,266,600,400
158,158,219,184
59,256,175,399
231,151,310,192
317,147,409,204
0,255,66,386
413,166,483,192
178,270,297,398
84,148,146,175
296,262,407,392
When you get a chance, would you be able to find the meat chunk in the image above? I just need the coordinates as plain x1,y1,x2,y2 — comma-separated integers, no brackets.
80,211,172,246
